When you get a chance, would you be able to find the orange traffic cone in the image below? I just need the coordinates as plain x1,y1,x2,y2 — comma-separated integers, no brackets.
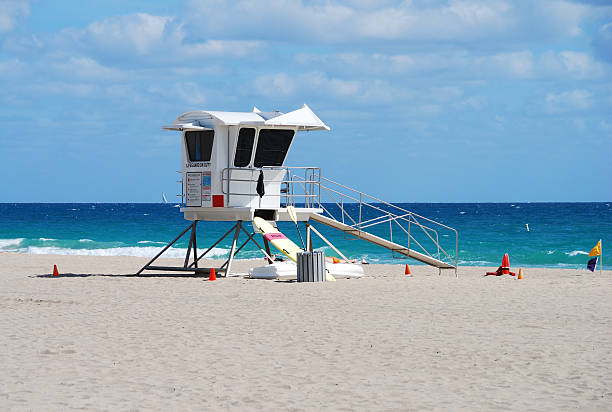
501,253,510,275
517,268,524,280
405,264,411,275
52,265,60,277
209,268,216,281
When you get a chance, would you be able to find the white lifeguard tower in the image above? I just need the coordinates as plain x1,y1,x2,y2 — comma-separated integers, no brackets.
137,105,459,277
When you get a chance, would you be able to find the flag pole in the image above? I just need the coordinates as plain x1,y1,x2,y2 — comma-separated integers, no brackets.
601,239,603,275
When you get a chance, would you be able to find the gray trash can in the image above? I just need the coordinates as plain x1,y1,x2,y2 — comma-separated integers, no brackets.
297,251,326,282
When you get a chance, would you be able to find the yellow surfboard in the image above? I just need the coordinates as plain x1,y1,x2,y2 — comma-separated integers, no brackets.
253,217,336,281
253,217,302,262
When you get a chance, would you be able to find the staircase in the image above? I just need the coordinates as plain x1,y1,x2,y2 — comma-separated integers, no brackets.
280,167,458,273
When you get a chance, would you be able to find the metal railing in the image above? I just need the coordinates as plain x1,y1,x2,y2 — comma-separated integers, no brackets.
318,176,458,269
281,168,458,269
177,171,184,206
220,166,322,207
180,166,458,269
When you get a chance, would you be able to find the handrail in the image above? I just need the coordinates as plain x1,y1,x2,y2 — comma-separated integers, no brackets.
312,174,458,270
182,165,458,270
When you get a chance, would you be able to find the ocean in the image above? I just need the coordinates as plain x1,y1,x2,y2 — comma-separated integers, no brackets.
0,203,610,269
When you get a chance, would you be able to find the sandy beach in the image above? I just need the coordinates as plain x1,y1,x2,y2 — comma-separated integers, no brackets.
1,252,611,411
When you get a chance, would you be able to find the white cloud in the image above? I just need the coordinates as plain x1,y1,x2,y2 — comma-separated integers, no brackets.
148,82,207,106
50,57,122,80
255,71,364,99
460,95,488,109
30,13,265,64
185,0,515,43
296,47,610,81
84,13,176,55
479,51,535,78
540,50,607,79
183,0,604,46
545,89,592,113
255,73,296,96
593,21,612,62
357,0,513,41
24,81,97,98
0,0,29,33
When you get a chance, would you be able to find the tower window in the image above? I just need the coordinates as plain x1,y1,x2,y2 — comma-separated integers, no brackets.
234,128,255,167
185,130,214,162
253,129,294,167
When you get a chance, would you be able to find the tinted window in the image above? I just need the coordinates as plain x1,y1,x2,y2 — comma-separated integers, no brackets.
234,128,255,167
253,129,294,167
185,130,214,162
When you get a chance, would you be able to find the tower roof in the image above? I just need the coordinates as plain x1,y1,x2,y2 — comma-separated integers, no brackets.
163,104,329,132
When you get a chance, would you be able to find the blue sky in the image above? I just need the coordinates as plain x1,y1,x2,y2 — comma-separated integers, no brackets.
1,0,611,202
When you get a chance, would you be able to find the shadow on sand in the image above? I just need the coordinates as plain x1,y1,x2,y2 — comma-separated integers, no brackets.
33,273,210,279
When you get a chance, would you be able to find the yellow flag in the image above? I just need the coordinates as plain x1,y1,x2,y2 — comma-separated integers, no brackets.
588,240,601,257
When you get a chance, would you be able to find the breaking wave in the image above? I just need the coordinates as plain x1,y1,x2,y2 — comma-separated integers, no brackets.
15,246,231,259
566,250,588,257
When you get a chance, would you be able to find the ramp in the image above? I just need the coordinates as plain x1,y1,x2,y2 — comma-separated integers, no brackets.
275,168,458,273
310,214,455,269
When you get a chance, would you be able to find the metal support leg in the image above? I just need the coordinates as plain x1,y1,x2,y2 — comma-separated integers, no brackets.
224,220,242,277
189,223,237,269
184,225,195,268
136,221,196,275
263,237,273,263
192,221,198,268
239,225,275,263
306,222,313,251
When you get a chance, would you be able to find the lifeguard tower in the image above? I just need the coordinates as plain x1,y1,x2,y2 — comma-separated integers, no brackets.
137,105,458,277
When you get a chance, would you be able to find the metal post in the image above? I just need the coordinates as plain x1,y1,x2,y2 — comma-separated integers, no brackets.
407,214,411,250
306,222,312,251
192,221,198,268
263,237,273,264
224,220,242,277
358,193,362,232
183,227,194,268
190,223,237,268
136,221,196,275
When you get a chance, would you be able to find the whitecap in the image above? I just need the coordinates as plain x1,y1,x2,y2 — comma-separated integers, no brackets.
566,250,587,257
19,246,231,259
458,260,491,265
39,238,57,241
459,211,466,214
0,238,24,249
137,240,166,245
546,250,555,255
79,239,93,242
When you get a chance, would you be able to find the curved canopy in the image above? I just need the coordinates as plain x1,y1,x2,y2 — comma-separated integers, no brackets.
163,104,329,132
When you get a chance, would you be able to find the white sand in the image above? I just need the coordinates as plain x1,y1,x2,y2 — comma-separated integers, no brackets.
1,252,611,411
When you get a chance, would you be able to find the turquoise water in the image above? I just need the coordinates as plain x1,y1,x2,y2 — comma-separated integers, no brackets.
0,203,610,269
